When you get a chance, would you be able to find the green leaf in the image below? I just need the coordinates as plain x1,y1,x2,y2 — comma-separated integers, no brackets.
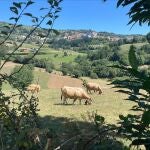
1,31,8,35
54,15,59,19
54,1,59,7
52,29,59,35
13,2,22,9
119,114,125,120
142,110,150,126
128,45,139,70
9,17,18,22
10,6,18,15
95,114,105,123
16,24,22,28
26,0,34,7
3,25,10,30
40,7,48,10
117,0,124,7
23,13,33,17
48,0,54,5
46,20,52,25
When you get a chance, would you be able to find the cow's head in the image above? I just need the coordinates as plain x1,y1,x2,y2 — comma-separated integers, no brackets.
85,98,92,105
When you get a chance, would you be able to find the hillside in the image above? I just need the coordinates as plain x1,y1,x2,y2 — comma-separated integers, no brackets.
0,21,145,45
0,21,149,79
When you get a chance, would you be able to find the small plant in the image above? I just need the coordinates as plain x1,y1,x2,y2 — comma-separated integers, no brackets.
63,51,68,57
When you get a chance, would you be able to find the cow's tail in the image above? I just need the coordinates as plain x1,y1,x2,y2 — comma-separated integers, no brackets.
61,88,63,101
61,94,63,101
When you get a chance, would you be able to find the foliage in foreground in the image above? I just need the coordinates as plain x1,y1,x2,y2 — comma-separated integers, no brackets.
0,0,62,149
112,45,150,149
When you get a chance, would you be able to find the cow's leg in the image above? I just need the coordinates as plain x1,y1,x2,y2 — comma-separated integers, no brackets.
79,99,81,105
84,100,88,105
65,98,68,104
89,90,92,94
73,99,77,104
63,97,66,104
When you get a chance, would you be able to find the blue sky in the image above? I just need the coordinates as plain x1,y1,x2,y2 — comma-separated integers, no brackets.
0,0,149,35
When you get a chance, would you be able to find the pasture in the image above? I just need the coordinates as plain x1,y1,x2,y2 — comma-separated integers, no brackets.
2,62,136,124
17,43,86,69
1,62,138,148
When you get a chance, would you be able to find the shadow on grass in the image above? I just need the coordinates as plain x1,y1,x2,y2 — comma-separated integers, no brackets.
37,115,129,150
54,103,87,106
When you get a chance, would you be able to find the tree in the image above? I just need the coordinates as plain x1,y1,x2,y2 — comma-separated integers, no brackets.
116,0,150,26
10,64,34,90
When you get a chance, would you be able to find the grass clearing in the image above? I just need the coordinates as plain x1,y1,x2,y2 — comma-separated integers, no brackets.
17,43,86,69
37,77,135,124
2,65,136,124
120,42,147,54
1,64,138,148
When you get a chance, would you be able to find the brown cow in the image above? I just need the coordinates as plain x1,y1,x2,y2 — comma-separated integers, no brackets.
26,84,41,94
61,86,92,105
85,82,102,94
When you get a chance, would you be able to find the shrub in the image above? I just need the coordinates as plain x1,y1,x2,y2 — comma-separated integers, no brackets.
10,64,34,90
90,72,98,79
72,69,82,78
45,62,54,73
63,51,68,57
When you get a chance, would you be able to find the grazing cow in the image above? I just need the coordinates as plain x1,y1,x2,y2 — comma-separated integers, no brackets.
26,84,41,94
84,82,102,94
61,86,92,105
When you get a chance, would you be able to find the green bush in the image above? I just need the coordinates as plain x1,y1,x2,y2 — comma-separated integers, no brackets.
90,72,98,79
10,64,34,90
45,62,54,73
72,69,82,78
63,51,68,56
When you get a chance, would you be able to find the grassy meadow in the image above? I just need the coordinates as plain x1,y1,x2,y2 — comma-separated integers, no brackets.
18,43,86,69
2,64,136,124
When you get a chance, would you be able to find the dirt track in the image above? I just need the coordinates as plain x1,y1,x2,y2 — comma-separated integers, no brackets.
48,74,82,89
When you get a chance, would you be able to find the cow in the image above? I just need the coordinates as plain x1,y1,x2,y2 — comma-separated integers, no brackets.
26,84,41,94
84,82,102,94
61,86,92,105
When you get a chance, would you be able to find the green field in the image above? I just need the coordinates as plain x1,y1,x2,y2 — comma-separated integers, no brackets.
2,66,135,124
2,62,138,148
18,43,86,69
120,42,147,54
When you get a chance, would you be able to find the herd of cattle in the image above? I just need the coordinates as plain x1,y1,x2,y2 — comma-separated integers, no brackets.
26,82,102,105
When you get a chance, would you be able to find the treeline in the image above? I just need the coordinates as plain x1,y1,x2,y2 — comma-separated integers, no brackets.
60,44,150,78
49,37,107,51
60,46,126,78
9,55,55,73
109,36,146,47
49,36,146,52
